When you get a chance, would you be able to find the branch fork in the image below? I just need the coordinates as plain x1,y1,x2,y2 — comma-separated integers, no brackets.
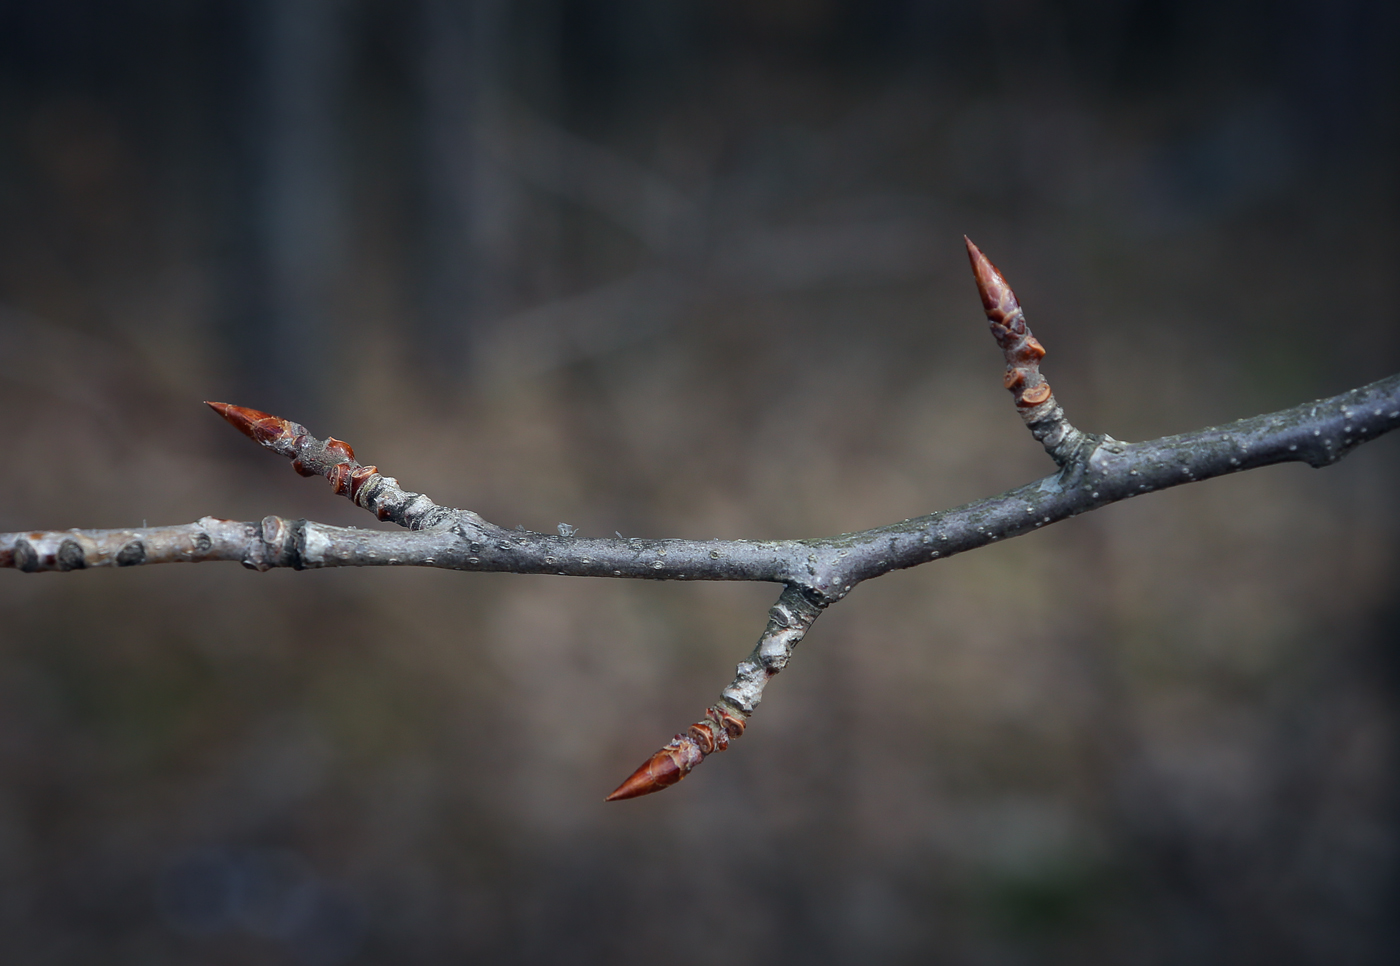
6,240,1400,800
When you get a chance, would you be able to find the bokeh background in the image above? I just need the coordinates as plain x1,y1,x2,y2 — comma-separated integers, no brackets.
1,1,1398,962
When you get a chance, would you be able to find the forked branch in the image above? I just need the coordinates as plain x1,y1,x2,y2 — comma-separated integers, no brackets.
5,238,1399,800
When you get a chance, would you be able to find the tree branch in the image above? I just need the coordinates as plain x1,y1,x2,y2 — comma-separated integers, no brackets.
5,240,1399,800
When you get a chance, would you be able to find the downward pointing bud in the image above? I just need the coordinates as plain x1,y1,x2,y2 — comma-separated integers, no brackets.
605,736,705,801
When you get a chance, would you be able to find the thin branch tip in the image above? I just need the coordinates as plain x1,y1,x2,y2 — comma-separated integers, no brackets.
606,587,814,800
205,402,451,530
964,239,1086,463
606,704,748,800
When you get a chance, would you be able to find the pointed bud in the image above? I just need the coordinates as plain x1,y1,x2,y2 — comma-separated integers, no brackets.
204,402,301,448
964,236,1021,324
605,736,705,801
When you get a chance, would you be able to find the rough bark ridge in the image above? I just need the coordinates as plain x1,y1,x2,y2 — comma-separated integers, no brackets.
5,238,1399,799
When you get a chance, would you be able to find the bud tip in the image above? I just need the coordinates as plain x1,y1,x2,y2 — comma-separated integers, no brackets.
963,236,1018,318
204,401,295,446
605,749,683,801
605,736,707,801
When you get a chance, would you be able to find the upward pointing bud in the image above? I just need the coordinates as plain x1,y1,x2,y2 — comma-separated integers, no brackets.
205,402,304,453
962,238,1056,414
964,236,1021,324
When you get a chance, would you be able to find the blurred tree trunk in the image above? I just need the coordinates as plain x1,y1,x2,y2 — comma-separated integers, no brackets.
417,0,514,387
225,0,348,422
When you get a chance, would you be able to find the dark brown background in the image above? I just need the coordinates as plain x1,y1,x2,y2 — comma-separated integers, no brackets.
1,1,1398,962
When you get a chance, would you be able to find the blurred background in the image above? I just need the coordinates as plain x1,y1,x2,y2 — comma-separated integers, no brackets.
1,1,1398,962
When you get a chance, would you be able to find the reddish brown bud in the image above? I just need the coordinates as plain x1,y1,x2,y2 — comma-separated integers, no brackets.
327,463,353,495
325,437,355,461
964,237,1020,323
963,241,1060,418
605,736,706,801
205,402,297,447
349,465,379,502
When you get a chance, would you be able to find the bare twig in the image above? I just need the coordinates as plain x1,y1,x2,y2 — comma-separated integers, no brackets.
5,242,1400,800
966,237,1096,467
